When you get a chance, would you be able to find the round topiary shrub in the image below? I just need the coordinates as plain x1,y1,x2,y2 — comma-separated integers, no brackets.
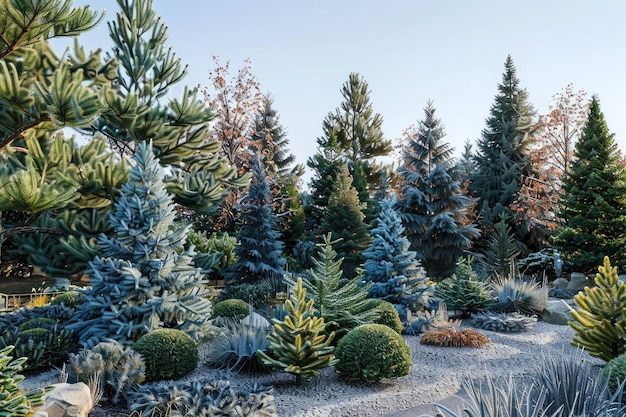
133,329,198,382
51,291,85,309
600,353,626,395
334,323,411,381
372,301,404,334
420,328,490,348
211,299,250,321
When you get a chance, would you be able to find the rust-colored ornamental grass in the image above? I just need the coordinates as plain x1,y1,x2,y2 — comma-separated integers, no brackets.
420,328,491,348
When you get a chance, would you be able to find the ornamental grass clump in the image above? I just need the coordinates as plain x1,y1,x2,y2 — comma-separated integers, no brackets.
334,323,411,381
420,328,490,348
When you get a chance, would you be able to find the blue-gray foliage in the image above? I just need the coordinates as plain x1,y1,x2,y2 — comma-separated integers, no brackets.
69,141,213,346
362,195,429,312
226,156,286,284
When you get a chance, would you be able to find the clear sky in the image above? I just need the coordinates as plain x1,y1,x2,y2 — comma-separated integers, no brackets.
63,1,626,184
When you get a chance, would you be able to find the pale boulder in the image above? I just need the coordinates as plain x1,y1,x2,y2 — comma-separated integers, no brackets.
34,382,93,417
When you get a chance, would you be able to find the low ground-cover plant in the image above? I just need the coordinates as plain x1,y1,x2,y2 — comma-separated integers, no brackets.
420,328,490,348
334,323,411,381
468,312,537,333
68,341,145,405
0,305,77,370
127,378,277,417
133,329,198,382
404,302,460,335
600,352,626,396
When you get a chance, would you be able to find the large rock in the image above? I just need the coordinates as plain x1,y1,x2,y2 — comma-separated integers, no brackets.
242,312,271,329
541,300,573,325
34,383,93,417
567,272,588,291
552,277,569,289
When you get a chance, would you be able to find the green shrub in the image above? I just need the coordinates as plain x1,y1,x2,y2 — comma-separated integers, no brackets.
1,325,76,371
211,299,250,321
334,323,411,381
434,257,494,318
18,318,56,331
600,353,626,395
133,329,198,382
215,283,270,309
69,341,145,405
51,291,85,309
372,301,404,334
0,345,52,416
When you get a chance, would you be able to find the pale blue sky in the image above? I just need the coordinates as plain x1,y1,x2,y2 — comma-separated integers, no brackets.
64,1,626,182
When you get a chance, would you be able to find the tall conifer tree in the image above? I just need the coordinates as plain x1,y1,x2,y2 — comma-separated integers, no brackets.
226,156,287,284
396,102,479,279
307,73,391,232
553,97,626,274
470,55,534,237
316,164,371,278
69,142,213,346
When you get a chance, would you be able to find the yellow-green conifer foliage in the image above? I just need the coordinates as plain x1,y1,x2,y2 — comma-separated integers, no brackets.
569,257,626,362
257,278,337,385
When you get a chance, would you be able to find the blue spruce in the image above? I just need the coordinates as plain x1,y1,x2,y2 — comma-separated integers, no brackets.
362,195,430,313
226,155,287,284
69,141,213,346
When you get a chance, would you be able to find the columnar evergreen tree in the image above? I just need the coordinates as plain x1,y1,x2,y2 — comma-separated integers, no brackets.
470,55,534,237
553,97,626,274
225,156,286,284
396,101,479,279
257,277,336,385
296,234,376,339
69,142,213,346
362,195,429,311
316,164,371,278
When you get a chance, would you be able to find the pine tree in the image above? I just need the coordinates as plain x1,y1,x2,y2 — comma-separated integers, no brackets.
362,195,429,311
316,164,371,278
470,55,534,236
296,234,376,339
396,101,479,279
257,277,336,385
0,1,125,278
306,73,391,232
225,156,286,284
569,257,626,362
95,1,246,213
69,142,213,346
553,97,626,274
